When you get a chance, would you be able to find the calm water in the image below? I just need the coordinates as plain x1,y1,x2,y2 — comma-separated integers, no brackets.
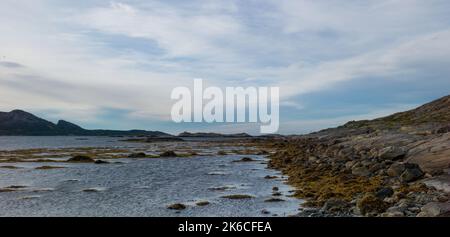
0,136,138,150
0,137,301,217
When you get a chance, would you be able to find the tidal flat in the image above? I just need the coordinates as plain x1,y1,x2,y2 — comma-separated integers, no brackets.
0,136,301,217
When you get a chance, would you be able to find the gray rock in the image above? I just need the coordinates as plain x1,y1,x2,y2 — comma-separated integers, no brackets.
387,162,406,177
378,146,406,160
381,210,405,217
400,164,424,182
369,163,383,172
308,156,318,162
352,166,371,177
345,161,356,169
375,187,394,199
417,202,450,217
261,209,271,215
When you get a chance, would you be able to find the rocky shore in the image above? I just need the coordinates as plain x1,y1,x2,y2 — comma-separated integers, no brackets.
267,95,450,217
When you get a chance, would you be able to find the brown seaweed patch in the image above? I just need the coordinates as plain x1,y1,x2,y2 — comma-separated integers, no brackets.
220,194,254,199
0,165,21,169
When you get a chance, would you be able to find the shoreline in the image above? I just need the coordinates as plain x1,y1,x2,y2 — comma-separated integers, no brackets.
263,134,449,217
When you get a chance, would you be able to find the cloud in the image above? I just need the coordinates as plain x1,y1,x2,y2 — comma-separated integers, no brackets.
0,0,449,133
74,1,243,58
0,61,24,68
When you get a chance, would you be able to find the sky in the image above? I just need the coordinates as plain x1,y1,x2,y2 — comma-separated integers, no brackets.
0,0,450,135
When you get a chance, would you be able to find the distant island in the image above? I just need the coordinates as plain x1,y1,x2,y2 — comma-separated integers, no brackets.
0,110,257,137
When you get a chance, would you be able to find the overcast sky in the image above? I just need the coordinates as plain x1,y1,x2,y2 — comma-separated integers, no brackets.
1,0,450,135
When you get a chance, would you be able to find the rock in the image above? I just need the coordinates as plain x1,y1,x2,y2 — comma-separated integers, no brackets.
369,163,384,173
5,185,27,189
257,150,269,155
221,194,254,199
208,185,234,191
160,151,177,157
352,166,371,177
264,198,285,202
82,188,102,192
0,188,17,193
417,202,450,217
264,175,278,179
381,211,405,217
261,209,271,215
375,187,394,199
168,203,187,210
386,206,407,213
387,162,406,177
35,166,65,170
217,150,227,155
345,161,356,170
356,194,389,216
128,152,146,158
94,160,109,164
67,155,95,163
400,164,424,182
383,197,397,204
321,198,351,213
0,166,21,169
378,146,406,160
272,192,282,196
233,157,256,162
196,201,210,206
435,125,450,134
308,156,318,162
272,186,279,191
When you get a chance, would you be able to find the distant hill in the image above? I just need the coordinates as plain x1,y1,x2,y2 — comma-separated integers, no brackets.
0,109,171,136
340,96,450,130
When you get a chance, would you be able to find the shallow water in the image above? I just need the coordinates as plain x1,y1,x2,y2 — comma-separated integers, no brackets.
0,136,136,150
0,137,302,217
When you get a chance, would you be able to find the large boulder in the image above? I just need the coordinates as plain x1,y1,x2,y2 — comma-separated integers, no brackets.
400,164,424,182
378,146,406,160
417,202,450,217
387,162,406,177
375,187,394,199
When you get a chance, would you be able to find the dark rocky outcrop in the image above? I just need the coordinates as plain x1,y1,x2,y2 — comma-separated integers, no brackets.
128,152,147,158
233,157,256,162
67,155,95,163
167,203,187,210
178,132,251,138
159,151,178,157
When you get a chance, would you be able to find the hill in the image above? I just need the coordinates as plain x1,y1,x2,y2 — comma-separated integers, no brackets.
0,110,170,137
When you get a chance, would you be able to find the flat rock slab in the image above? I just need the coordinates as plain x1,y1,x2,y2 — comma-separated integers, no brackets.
417,201,450,217
423,175,450,193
